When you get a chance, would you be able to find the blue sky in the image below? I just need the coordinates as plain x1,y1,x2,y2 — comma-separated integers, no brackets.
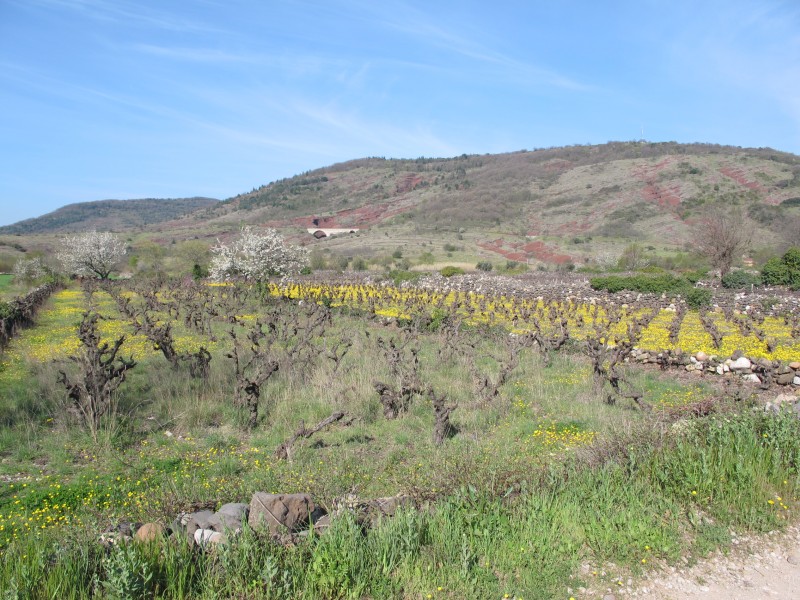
1,0,799,226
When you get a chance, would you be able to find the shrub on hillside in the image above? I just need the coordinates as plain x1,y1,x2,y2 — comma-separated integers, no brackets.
761,247,800,289
476,261,493,272
440,266,465,278
721,270,761,289
590,273,711,306
388,270,421,285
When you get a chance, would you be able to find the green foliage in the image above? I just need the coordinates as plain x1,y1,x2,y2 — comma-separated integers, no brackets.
191,263,208,280
590,274,711,306
99,543,156,599
440,266,465,278
761,257,789,285
721,269,761,289
476,261,493,272
685,288,712,309
388,270,421,285
761,247,800,289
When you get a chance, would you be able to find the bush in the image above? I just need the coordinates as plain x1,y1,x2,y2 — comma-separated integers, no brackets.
388,270,421,285
721,270,761,289
476,261,493,272
761,248,800,288
685,287,712,308
590,273,711,306
440,266,464,278
761,257,789,286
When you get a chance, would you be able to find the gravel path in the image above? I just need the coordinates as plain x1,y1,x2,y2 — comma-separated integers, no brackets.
587,525,800,599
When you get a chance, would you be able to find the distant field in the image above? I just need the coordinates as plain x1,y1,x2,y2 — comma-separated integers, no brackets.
0,273,13,292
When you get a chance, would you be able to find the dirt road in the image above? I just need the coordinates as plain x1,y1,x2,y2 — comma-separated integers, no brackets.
589,525,800,599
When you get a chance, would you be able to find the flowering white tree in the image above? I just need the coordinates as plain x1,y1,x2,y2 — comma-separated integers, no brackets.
56,231,126,279
13,256,48,283
209,227,308,282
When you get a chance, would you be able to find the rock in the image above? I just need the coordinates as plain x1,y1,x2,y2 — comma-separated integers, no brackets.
194,528,224,547
777,372,795,385
742,373,761,383
730,357,752,371
756,358,773,371
794,376,800,386
695,351,708,362
789,361,800,370
731,350,744,360
371,495,413,518
716,365,725,375
249,493,314,533
185,510,216,541
723,363,730,373
214,503,249,531
134,522,164,542
772,393,796,406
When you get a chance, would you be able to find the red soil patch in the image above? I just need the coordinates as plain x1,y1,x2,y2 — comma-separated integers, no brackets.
632,157,683,210
395,174,423,194
479,238,572,264
719,167,764,192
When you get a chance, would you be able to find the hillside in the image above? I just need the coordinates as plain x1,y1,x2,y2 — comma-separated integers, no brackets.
0,197,219,235
5,142,800,268
193,141,800,266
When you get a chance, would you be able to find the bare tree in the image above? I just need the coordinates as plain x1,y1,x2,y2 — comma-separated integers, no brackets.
57,231,126,279
57,312,136,441
692,206,753,277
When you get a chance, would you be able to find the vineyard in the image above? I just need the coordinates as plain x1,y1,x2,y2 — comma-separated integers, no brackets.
0,275,799,598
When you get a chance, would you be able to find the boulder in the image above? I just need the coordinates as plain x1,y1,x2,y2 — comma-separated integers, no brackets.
777,372,795,386
214,503,249,532
730,357,752,371
249,493,314,533
695,351,708,362
194,528,225,547
185,510,216,541
788,361,800,371
134,522,164,542
795,376,800,386
756,358,773,371
742,373,761,383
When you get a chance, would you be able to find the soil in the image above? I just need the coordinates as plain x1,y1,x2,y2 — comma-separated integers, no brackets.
587,525,800,599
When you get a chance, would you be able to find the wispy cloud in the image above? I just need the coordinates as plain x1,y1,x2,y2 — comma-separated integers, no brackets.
10,0,225,34
352,0,594,91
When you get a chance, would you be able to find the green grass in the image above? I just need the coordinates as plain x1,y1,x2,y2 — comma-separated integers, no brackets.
0,281,799,598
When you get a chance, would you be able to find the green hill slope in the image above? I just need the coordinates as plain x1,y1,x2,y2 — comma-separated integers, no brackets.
0,197,219,235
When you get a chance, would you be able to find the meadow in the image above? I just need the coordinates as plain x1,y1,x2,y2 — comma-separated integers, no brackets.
0,277,799,599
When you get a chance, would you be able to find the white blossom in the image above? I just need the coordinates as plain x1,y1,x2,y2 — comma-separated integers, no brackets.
56,231,126,279
209,227,308,282
13,256,48,283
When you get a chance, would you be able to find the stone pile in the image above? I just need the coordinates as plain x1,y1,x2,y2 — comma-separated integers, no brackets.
99,492,413,549
629,348,800,389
